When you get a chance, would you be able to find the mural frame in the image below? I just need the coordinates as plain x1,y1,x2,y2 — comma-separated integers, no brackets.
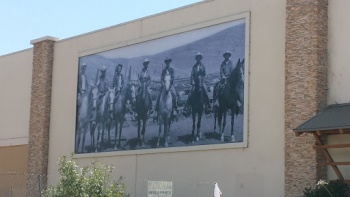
74,12,250,157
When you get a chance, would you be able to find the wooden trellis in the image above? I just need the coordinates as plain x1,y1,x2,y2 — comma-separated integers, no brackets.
296,128,350,183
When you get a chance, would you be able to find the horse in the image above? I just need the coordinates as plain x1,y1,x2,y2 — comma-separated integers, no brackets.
157,73,173,147
135,83,152,147
85,86,109,152
213,58,244,142
105,88,115,146
111,82,136,149
189,75,205,143
75,86,97,153
236,66,244,114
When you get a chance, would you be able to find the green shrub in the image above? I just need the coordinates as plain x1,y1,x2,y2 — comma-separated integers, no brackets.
303,180,349,197
42,154,126,197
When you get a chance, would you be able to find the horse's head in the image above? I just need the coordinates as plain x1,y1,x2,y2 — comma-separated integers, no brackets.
229,58,245,88
107,87,116,112
90,85,98,110
238,59,245,82
164,73,171,93
127,83,136,104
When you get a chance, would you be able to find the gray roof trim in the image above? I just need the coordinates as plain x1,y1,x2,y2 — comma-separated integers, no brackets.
294,103,350,132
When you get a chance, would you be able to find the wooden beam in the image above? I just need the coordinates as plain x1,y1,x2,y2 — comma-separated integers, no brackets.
316,130,322,136
314,144,350,149
344,180,350,184
325,162,350,166
313,132,344,180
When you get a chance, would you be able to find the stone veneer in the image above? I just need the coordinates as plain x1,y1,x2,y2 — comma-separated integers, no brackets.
27,36,57,197
285,0,328,196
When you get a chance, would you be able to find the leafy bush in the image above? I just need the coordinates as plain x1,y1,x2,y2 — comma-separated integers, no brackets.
303,180,349,197
42,154,126,197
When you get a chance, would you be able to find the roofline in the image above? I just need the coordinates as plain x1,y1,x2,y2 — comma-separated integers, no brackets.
58,0,213,44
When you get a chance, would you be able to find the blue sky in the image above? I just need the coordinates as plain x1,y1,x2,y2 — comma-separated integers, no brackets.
0,0,202,56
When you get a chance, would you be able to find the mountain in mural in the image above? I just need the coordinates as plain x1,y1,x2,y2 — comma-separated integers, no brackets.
80,22,245,82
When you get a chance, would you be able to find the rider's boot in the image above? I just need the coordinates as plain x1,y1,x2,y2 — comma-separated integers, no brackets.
155,94,160,112
183,101,189,116
206,101,211,114
148,95,154,115
173,97,178,116
200,86,211,114
213,96,218,107
184,89,192,114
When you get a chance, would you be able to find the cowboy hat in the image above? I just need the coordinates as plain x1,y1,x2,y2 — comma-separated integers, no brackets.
223,50,231,57
195,52,203,59
164,57,172,63
81,62,87,69
143,59,150,65
101,66,107,72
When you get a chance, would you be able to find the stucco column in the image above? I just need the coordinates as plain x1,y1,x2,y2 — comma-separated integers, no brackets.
27,36,58,197
285,0,328,196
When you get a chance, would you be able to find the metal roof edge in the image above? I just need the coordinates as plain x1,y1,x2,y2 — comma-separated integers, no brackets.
293,103,350,132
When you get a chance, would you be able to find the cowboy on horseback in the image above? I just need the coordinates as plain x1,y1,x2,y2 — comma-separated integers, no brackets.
77,62,89,108
155,57,178,115
183,52,211,114
97,66,108,106
112,64,124,97
213,51,233,106
137,59,153,114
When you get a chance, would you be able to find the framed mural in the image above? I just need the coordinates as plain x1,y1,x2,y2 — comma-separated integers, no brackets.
75,13,249,154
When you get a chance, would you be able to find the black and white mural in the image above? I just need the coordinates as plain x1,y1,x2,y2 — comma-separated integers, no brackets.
75,18,248,153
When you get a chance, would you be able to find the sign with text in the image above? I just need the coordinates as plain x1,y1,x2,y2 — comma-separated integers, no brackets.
148,181,173,197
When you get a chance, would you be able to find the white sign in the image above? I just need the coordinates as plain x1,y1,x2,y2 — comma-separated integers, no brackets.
148,181,173,197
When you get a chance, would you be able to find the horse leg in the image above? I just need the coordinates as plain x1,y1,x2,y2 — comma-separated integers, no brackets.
214,110,217,133
101,123,106,148
96,123,101,151
76,127,81,152
231,109,236,142
141,118,146,147
107,118,111,147
90,121,96,152
191,112,196,143
197,111,202,141
164,118,169,147
218,110,223,141
221,111,227,142
157,117,162,147
114,121,118,150
118,120,123,148
168,120,171,141
137,118,141,146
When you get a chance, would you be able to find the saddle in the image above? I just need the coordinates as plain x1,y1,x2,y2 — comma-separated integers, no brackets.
217,78,229,96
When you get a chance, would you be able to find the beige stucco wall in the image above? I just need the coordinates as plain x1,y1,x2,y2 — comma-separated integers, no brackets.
0,50,32,147
0,145,28,196
47,0,285,196
328,0,350,181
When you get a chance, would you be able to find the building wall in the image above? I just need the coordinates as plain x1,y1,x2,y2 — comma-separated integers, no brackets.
47,0,286,196
1,0,348,196
327,0,350,181
0,145,28,196
0,48,32,197
0,145,28,172
0,50,33,147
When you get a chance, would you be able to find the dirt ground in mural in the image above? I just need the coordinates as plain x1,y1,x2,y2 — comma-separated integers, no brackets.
77,112,244,153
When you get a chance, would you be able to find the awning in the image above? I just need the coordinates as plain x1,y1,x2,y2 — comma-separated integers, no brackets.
294,103,350,135
293,103,350,183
